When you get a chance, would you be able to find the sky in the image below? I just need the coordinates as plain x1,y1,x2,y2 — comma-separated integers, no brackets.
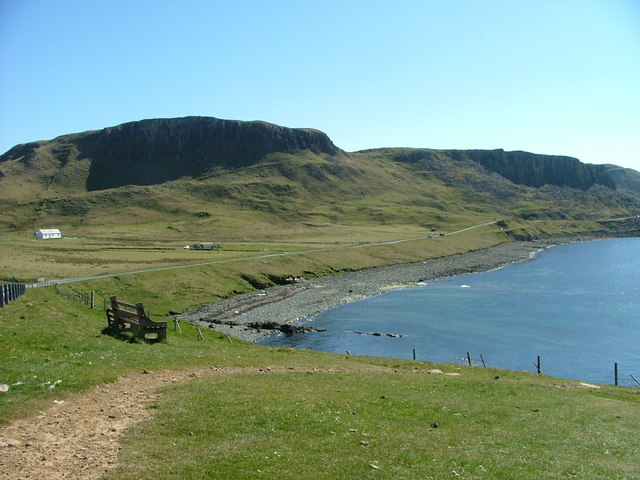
1,0,639,171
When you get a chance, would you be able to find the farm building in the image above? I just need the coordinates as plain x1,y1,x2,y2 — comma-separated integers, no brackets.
35,228,62,239
192,242,221,250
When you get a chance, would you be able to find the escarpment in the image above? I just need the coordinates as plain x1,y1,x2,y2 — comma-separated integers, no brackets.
80,117,340,190
462,149,614,190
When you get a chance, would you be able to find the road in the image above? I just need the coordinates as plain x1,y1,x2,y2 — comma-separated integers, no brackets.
30,221,498,287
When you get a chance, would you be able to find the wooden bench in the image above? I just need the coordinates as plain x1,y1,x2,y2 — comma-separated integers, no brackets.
106,296,167,341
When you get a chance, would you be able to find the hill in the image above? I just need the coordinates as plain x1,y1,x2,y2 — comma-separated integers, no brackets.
1,116,639,238
1,118,639,479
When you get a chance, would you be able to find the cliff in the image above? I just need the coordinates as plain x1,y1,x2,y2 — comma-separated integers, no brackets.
461,149,615,190
1,116,340,191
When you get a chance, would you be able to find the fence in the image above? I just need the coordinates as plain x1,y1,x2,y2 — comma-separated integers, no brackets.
402,348,640,387
0,283,27,308
54,286,96,308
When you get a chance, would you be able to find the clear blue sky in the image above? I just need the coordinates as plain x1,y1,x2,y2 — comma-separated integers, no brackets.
1,0,639,170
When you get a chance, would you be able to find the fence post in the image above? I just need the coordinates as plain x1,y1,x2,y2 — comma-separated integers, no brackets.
614,363,618,386
196,326,205,340
467,352,472,366
412,348,416,360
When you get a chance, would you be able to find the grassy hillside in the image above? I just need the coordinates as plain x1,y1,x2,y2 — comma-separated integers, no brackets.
2,145,639,287
2,117,640,237
1,288,638,479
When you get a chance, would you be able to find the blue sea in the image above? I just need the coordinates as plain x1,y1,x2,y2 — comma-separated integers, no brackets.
261,238,640,386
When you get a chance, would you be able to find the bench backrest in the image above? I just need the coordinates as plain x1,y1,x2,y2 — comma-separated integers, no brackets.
110,296,146,320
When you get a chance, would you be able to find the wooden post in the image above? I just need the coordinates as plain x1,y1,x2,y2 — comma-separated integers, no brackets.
90,290,95,309
136,303,146,321
630,374,640,386
614,363,618,386
174,318,182,333
196,325,205,340
412,348,416,360
480,354,486,367
536,356,541,374
467,352,472,366
226,334,233,344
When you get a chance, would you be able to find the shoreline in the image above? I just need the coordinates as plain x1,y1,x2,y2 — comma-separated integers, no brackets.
179,237,588,342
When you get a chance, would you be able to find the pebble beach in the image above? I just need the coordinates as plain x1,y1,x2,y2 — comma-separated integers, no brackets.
178,239,580,342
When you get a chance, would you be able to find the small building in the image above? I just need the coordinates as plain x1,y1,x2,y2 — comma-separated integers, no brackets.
192,242,221,250
35,228,62,239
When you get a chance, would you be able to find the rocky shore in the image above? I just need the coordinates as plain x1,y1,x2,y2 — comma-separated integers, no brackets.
178,238,584,342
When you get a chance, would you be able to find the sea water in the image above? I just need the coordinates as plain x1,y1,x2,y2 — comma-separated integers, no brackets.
261,238,640,386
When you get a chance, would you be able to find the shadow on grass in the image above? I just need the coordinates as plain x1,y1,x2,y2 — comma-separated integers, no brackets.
101,327,165,344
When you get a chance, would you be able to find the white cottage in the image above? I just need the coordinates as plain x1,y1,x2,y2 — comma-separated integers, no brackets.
35,228,62,239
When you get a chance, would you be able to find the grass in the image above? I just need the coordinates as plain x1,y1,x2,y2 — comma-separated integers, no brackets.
1,288,639,479
1,219,510,313
106,372,640,480
0,287,353,421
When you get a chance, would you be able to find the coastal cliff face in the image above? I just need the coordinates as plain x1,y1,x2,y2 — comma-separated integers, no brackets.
1,117,340,191
461,149,615,190
386,148,617,192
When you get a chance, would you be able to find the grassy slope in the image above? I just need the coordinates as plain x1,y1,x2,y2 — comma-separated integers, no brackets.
1,288,638,480
0,222,573,313
2,142,640,477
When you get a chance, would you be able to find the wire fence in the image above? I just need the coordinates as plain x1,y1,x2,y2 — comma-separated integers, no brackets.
460,350,639,387
54,286,96,308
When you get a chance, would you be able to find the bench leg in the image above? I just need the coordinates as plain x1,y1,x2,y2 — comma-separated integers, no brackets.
131,323,141,338
138,328,167,341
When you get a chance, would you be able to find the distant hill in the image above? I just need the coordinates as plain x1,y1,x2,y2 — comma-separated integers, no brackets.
603,164,640,196
1,116,639,233
0,117,339,193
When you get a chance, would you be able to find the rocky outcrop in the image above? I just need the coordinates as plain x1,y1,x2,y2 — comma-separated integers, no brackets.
80,117,340,190
461,149,614,190
1,117,340,191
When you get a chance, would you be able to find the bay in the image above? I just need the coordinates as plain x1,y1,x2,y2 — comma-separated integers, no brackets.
261,238,640,386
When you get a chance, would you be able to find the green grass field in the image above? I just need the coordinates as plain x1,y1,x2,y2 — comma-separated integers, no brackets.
2,214,639,479
1,285,639,479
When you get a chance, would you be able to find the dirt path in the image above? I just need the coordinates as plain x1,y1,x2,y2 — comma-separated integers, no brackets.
0,364,407,480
